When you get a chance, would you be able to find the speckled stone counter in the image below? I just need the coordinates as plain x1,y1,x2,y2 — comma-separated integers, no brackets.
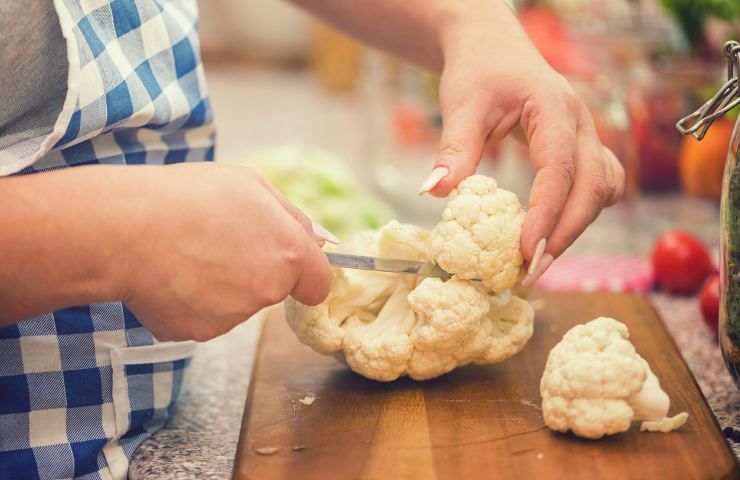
128,313,265,480
128,295,740,479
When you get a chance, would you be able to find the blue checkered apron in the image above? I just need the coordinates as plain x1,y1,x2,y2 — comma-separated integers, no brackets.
0,1,214,479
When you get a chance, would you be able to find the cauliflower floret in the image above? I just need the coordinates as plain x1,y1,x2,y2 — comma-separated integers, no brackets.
377,220,430,262
405,277,491,379
285,221,535,382
286,174,535,382
477,295,535,364
540,317,687,439
342,289,417,381
408,277,490,355
429,175,525,292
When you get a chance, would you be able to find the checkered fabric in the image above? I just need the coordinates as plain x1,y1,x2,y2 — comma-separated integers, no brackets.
0,1,213,479
535,255,654,293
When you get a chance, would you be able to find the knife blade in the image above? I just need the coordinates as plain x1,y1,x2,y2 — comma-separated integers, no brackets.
326,252,454,280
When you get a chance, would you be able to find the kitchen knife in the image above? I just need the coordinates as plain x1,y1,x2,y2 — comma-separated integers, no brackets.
326,252,457,280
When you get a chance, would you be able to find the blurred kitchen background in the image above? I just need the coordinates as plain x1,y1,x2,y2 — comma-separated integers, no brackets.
197,0,739,292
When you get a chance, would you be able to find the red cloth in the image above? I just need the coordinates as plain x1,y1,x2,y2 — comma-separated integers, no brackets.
536,255,654,293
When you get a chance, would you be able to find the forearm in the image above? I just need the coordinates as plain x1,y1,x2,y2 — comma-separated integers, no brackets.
0,166,139,325
289,0,523,72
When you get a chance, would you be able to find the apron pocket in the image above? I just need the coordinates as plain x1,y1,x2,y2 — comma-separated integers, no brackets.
105,341,196,478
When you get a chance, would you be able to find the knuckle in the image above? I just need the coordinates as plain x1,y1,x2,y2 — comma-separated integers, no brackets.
546,158,576,187
437,139,468,162
281,235,307,268
586,174,613,205
259,283,291,306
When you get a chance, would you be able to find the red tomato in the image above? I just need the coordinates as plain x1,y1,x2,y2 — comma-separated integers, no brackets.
699,274,720,336
651,230,715,294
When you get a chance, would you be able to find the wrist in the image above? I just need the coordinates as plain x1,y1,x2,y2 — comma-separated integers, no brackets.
437,0,530,67
65,165,149,305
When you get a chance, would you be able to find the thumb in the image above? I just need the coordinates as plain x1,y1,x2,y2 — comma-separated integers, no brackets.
420,104,489,197
290,239,333,306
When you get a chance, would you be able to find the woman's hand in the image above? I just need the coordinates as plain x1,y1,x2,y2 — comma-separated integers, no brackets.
289,0,625,285
121,163,334,341
418,2,624,284
0,163,333,340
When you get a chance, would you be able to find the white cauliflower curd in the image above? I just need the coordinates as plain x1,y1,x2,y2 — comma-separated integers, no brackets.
540,317,689,439
285,175,534,381
429,175,525,292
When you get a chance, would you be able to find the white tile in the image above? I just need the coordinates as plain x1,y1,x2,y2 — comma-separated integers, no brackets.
139,14,170,60
29,408,67,447
77,62,106,108
20,336,62,373
152,371,173,410
80,0,109,15
93,330,127,367
101,402,117,438
105,41,134,80
163,81,190,120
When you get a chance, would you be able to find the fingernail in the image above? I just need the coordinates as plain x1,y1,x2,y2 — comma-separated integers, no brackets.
522,253,554,287
418,166,450,195
528,238,547,275
312,221,339,245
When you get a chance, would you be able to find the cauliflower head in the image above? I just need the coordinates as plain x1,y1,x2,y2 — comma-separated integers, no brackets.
286,219,534,381
429,175,525,292
540,317,688,439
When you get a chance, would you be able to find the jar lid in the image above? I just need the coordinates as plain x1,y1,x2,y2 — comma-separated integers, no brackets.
676,40,740,140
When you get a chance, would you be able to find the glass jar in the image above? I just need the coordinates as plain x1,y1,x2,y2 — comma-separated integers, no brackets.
720,116,740,386
678,41,740,387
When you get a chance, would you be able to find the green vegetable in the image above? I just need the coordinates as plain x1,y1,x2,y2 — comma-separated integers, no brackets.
661,0,740,50
229,146,395,240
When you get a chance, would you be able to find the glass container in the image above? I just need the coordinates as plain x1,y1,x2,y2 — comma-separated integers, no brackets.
679,41,740,387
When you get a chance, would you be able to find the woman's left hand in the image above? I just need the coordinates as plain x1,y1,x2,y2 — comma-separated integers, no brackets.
418,3,624,283
290,0,625,282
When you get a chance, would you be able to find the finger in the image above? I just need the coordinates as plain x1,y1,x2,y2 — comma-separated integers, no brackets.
260,177,338,245
290,238,333,306
518,99,578,263
603,146,625,206
421,103,489,197
544,126,617,258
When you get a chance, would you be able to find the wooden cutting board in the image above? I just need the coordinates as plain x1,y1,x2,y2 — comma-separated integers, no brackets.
232,293,739,480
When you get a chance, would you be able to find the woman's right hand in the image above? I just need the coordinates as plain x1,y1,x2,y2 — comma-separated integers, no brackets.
119,163,334,342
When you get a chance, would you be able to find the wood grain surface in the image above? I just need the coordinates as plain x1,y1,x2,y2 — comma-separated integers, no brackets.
233,293,739,480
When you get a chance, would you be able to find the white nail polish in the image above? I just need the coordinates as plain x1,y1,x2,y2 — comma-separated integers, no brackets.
418,166,450,195
528,238,547,275
522,253,554,287
312,221,339,245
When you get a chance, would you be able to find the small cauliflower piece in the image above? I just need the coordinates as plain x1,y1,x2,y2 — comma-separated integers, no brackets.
429,175,525,292
639,412,689,433
540,317,688,439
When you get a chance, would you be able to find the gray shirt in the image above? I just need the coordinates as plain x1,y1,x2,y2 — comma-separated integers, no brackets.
0,1,68,150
